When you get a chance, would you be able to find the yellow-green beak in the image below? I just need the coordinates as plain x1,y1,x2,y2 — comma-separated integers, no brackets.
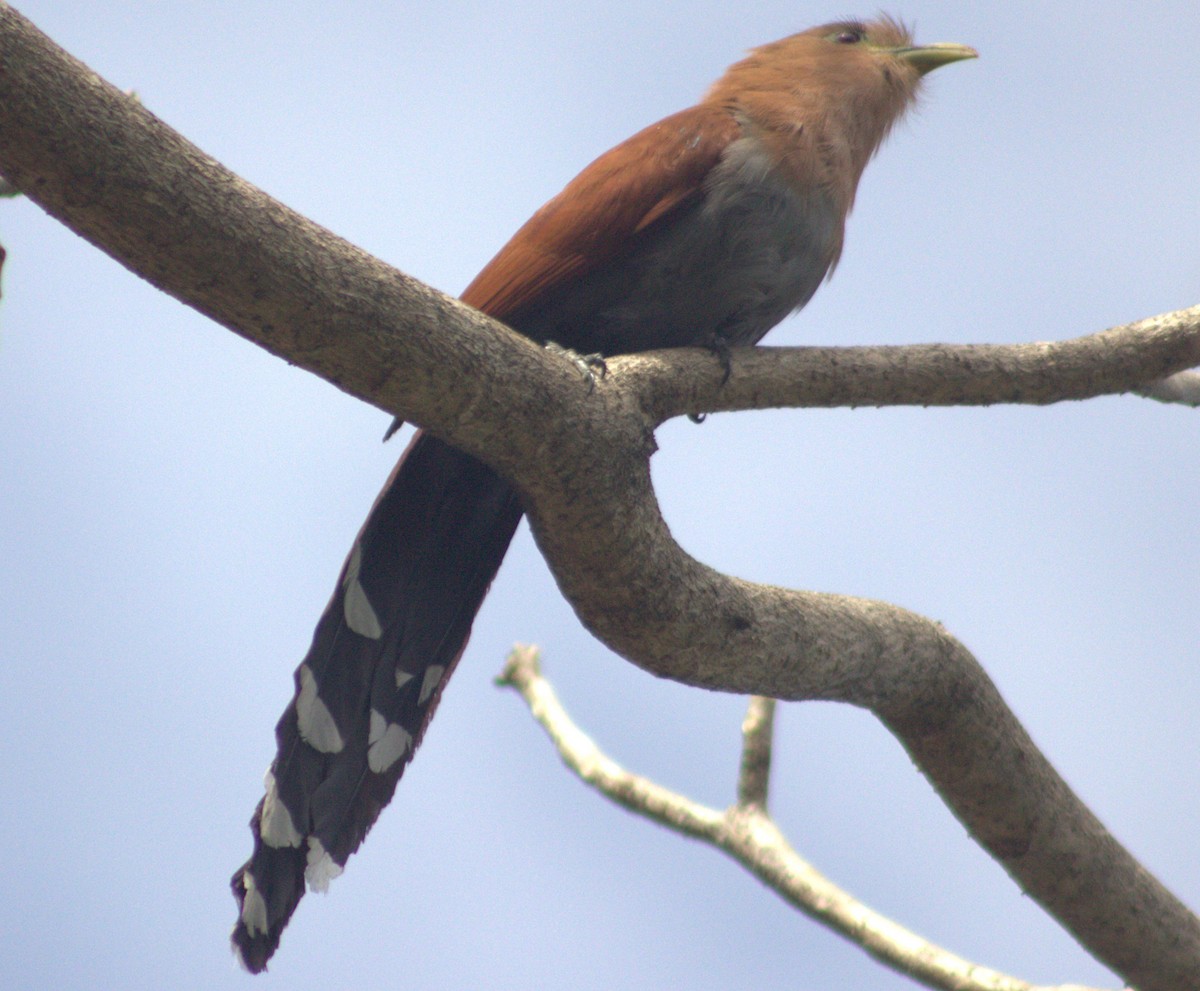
894,42,979,76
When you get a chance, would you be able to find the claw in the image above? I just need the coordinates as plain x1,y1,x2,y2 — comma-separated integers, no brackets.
382,416,405,442
545,341,608,391
689,331,734,423
705,331,734,385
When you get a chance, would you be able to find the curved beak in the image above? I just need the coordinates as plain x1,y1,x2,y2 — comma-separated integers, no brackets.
894,42,979,76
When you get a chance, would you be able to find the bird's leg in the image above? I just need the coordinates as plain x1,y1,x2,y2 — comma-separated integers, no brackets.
689,328,735,423
704,327,735,384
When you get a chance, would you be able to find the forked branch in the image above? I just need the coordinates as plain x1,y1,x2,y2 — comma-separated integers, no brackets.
499,646,1126,991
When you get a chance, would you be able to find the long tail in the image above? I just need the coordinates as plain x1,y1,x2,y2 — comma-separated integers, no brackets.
230,430,523,972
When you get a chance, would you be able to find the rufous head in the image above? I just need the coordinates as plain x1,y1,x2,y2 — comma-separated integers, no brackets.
704,17,976,210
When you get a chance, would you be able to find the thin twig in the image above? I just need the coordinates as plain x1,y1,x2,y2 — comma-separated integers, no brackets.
498,645,1124,991
497,645,724,840
737,696,775,810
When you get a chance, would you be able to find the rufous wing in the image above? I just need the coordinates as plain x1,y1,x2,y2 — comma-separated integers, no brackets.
461,104,740,320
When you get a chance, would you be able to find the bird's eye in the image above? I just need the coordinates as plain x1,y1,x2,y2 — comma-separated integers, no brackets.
834,28,864,44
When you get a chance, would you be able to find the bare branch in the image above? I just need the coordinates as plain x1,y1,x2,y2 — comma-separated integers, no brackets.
737,697,775,810
0,2,580,473
496,645,725,841
608,311,1200,425
499,647,1122,991
522,501,1200,990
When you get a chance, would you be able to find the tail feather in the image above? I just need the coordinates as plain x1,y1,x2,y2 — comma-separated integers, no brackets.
231,431,523,972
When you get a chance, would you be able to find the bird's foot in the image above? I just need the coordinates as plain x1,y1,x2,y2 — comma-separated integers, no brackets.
703,331,734,384
545,341,608,391
688,332,733,423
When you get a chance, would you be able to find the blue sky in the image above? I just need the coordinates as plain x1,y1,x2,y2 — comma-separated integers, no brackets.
2,3,1198,989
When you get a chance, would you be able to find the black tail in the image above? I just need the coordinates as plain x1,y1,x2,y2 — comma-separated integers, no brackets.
230,431,523,972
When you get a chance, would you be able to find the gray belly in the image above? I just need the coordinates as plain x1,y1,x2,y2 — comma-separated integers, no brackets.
512,146,840,354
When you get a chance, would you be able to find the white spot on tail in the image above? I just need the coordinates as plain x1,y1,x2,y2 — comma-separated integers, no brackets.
239,870,269,937
342,543,383,639
296,664,344,754
305,837,343,892
395,670,414,689
419,665,446,705
259,770,303,848
368,709,412,773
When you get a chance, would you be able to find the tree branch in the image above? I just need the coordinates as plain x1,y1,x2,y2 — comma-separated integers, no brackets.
612,310,1200,426
736,696,775,810
0,1,577,476
2,6,1196,988
499,646,1121,991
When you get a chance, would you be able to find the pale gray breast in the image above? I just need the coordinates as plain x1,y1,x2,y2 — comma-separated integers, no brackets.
514,135,841,354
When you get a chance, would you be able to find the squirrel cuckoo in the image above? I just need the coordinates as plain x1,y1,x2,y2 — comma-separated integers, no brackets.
231,17,975,971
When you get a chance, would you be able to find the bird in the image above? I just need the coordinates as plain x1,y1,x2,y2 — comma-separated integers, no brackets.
230,16,975,972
